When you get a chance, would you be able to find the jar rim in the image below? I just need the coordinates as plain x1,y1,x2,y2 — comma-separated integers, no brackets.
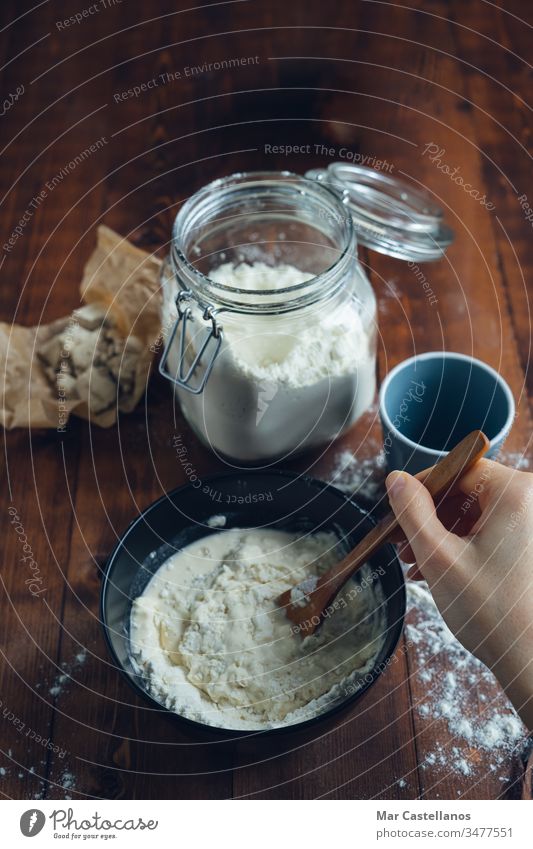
171,171,355,313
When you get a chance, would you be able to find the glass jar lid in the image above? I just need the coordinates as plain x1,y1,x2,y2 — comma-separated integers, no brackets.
305,163,454,262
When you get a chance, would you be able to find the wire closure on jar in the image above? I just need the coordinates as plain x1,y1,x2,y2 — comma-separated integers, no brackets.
158,291,223,395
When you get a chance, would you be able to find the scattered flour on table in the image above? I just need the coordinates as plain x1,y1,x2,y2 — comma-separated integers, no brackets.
378,277,403,315
384,278,402,299
326,446,387,504
48,769,77,799
324,445,531,505
406,581,526,779
48,649,87,698
497,449,531,471
323,435,531,507
60,770,76,791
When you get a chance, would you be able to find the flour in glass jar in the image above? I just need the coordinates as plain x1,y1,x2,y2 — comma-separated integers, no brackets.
163,261,376,461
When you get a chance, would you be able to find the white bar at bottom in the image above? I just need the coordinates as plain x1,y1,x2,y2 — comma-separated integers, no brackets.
2,799,530,847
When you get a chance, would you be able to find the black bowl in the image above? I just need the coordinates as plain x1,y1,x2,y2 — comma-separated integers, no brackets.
101,470,406,739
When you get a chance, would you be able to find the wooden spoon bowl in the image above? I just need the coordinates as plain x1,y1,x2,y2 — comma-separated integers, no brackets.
278,430,490,635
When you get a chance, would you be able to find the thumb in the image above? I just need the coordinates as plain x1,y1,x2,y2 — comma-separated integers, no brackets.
386,471,461,578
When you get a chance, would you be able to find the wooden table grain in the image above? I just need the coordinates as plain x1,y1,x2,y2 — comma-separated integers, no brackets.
0,0,531,800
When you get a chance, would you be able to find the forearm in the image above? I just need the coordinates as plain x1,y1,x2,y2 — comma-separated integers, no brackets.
491,648,533,730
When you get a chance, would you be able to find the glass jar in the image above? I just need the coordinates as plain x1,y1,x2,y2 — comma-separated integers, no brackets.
159,169,452,463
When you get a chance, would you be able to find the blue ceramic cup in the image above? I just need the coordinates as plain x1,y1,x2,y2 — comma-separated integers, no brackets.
379,351,515,474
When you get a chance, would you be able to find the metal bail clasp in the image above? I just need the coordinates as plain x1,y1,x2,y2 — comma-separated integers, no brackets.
158,291,223,394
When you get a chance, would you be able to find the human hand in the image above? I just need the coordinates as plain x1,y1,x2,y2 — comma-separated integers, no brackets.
386,459,533,729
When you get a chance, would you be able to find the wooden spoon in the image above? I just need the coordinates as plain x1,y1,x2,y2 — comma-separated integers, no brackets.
279,430,490,635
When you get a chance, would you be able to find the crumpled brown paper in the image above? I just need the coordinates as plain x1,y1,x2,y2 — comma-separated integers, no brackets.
0,226,162,430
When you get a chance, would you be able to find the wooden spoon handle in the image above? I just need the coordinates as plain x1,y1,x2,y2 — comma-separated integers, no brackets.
323,430,490,599
415,430,490,498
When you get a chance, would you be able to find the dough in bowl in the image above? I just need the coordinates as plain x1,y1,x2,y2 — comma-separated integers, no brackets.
130,527,386,730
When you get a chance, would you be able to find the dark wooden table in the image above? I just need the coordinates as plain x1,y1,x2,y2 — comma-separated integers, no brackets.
0,0,531,800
